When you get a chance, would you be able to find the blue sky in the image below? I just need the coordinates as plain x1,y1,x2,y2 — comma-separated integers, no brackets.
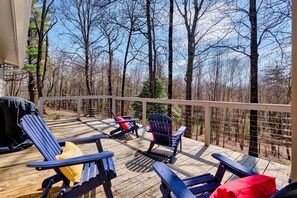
47,0,291,84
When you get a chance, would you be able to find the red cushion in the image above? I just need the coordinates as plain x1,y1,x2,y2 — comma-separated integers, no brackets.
115,116,131,130
210,175,276,198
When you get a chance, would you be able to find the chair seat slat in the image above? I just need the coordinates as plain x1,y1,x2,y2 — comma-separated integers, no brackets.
189,181,221,195
183,173,216,186
89,161,96,178
81,163,90,184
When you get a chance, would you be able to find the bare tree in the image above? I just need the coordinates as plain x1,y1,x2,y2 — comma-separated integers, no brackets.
168,0,174,116
116,0,144,114
218,0,291,157
34,0,57,99
146,0,155,98
59,0,107,115
26,15,38,103
175,0,222,137
99,11,120,108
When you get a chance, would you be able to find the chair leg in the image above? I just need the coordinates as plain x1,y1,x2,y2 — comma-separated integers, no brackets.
102,180,114,198
42,174,63,188
41,179,54,198
173,144,179,156
147,141,155,153
169,156,175,164
135,128,139,138
170,144,179,164
160,181,171,198
96,139,103,152
97,160,114,198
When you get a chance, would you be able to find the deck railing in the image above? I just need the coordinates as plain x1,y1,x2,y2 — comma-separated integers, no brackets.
39,95,292,163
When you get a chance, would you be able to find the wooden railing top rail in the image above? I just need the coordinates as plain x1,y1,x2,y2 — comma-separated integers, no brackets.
41,95,291,113
41,95,112,100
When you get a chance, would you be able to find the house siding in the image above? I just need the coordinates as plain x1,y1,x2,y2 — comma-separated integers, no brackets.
0,67,4,96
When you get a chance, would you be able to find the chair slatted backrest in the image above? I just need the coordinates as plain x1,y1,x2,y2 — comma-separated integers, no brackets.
20,115,62,161
148,114,172,146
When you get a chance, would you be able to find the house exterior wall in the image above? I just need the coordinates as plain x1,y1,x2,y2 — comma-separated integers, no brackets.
0,67,4,96
291,0,297,182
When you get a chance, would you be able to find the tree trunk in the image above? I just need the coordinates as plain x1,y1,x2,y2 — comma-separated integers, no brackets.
36,0,48,99
121,22,133,115
167,0,173,117
28,72,36,104
35,0,55,99
248,0,259,157
181,0,201,138
108,38,113,109
59,67,64,97
146,0,155,99
85,47,94,116
36,31,44,99
152,17,158,79
42,34,49,91
184,35,195,138
27,25,36,103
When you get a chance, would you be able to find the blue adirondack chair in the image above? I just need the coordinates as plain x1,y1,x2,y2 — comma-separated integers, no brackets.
146,113,186,164
108,107,139,138
152,153,258,198
20,114,116,198
270,181,297,198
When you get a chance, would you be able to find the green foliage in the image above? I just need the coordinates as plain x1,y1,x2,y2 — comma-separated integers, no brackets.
29,22,37,31
132,77,181,121
192,123,203,132
23,64,36,72
265,66,287,84
27,47,38,57
138,77,167,98
25,1,38,73
171,105,182,122
132,78,167,119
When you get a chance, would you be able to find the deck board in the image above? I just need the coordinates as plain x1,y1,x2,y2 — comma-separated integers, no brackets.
0,118,291,197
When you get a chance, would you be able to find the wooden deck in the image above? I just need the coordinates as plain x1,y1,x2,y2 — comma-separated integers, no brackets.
0,118,291,198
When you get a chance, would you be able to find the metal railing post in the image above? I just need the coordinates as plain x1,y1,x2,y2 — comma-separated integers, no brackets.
77,98,81,120
112,96,116,114
204,105,211,146
39,97,44,118
142,100,147,126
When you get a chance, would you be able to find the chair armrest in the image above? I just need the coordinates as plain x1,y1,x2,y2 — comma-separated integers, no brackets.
212,153,258,177
145,126,151,132
115,119,139,123
172,126,186,137
57,135,109,146
121,115,132,119
270,181,297,198
27,151,114,170
153,162,196,198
